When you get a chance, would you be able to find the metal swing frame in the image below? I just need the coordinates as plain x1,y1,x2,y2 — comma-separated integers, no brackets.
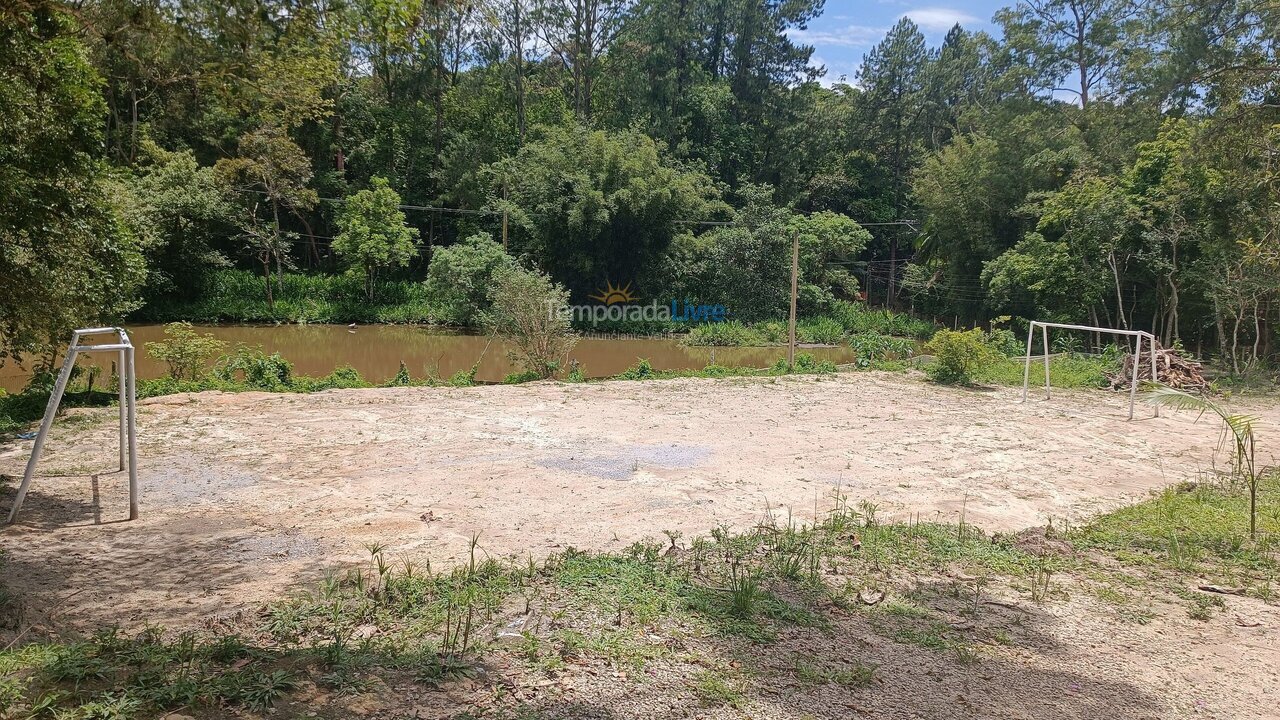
1020,321,1159,421
6,327,138,524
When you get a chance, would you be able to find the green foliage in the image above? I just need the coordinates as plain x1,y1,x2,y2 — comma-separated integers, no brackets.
145,322,227,381
847,333,916,368
924,328,1000,385
772,352,837,375
682,322,767,347
424,232,516,326
797,316,845,345
137,269,436,324
0,2,146,365
830,301,936,340
333,177,419,301
483,266,578,379
212,346,294,390
494,125,724,299
616,359,659,380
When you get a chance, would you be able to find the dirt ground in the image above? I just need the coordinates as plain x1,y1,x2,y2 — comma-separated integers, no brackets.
2,372,1277,630
2,372,1279,719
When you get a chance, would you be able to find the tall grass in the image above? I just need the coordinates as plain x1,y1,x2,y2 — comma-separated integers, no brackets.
136,269,438,325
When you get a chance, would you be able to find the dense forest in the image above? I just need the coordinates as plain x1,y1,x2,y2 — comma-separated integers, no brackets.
1,0,1278,370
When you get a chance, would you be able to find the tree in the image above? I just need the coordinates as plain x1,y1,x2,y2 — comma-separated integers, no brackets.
493,124,724,298
425,232,517,325
117,141,237,298
333,177,420,300
217,125,320,309
0,2,146,366
484,265,578,378
996,0,1134,111
858,18,930,304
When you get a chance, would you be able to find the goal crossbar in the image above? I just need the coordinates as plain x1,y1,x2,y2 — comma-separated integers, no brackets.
1020,321,1158,421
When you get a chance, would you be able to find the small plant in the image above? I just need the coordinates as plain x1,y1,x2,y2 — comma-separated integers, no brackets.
1144,385,1266,538
221,668,297,711
727,558,761,617
213,345,293,389
145,322,227,381
693,670,746,709
503,369,542,384
1187,592,1225,621
617,358,659,380
386,361,412,386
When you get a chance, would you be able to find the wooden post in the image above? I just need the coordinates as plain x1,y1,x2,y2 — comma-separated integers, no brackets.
788,230,799,368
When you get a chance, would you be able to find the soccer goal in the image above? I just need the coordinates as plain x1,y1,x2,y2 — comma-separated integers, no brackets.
6,327,138,524
1020,321,1158,421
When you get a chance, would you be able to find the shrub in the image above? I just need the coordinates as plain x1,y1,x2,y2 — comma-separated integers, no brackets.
503,369,542,384
617,359,659,380
483,266,578,379
847,333,915,368
424,232,516,326
145,322,227,381
213,345,294,390
924,328,999,385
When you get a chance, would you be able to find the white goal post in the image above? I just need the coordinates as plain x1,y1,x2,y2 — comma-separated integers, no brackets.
6,327,138,524
1020,321,1158,421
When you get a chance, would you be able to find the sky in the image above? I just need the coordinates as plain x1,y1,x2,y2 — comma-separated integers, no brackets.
794,0,1007,86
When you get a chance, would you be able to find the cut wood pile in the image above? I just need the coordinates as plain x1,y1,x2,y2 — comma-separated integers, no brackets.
1108,347,1208,391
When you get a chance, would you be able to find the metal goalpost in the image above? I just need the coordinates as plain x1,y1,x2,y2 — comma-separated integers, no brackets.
1020,321,1158,421
6,327,138,524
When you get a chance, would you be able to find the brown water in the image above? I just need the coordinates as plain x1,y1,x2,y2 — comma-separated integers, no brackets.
0,324,857,392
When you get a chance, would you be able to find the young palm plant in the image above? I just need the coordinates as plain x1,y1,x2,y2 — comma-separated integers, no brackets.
1143,384,1261,538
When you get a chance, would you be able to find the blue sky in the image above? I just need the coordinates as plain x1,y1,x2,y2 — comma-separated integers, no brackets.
794,0,1007,86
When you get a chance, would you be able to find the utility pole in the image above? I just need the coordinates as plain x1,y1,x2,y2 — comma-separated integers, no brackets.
788,230,799,368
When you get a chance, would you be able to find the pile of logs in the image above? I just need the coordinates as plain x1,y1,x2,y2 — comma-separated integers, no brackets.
1108,347,1209,392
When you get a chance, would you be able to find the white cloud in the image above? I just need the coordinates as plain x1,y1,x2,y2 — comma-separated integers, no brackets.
789,24,886,49
901,7,980,32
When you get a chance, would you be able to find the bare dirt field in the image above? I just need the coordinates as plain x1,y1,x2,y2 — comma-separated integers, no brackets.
1,371,1276,630
2,372,1279,720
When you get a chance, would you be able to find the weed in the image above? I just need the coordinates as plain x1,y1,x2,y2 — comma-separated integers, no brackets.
692,669,746,709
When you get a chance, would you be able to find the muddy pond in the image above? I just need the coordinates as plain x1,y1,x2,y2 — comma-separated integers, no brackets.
0,324,858,392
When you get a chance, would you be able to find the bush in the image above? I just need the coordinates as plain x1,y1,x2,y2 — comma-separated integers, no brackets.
483,266,577,379
616,359,659,380
212,345,294,390
424,232,516,326
503,369,542,384
924,329,999,385
145,322,227,381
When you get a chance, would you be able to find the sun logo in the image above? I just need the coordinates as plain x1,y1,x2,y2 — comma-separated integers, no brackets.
588,280,638,305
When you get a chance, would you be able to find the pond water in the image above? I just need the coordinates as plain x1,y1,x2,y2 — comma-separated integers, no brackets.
0,324,857,392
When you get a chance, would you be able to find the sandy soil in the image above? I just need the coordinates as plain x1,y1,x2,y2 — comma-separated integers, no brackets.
2,372,1276,633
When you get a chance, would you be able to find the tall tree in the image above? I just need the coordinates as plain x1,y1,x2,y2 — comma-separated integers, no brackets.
858,17,929,304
